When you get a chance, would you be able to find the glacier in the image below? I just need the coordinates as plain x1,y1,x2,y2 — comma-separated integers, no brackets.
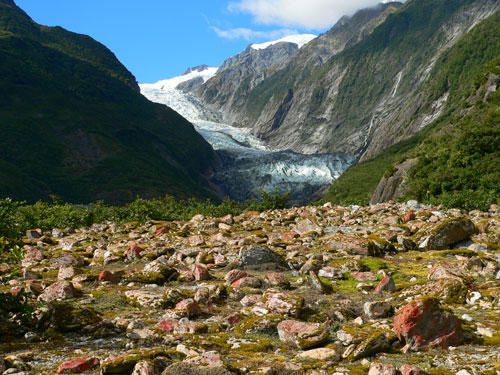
140,66,353,203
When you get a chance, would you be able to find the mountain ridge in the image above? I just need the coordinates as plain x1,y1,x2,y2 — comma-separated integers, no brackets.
0,0,219,203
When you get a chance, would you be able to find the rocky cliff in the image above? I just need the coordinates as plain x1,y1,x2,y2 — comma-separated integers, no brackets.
197,0,499,161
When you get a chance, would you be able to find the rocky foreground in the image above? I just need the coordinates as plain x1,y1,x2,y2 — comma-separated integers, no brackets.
0,202,499,374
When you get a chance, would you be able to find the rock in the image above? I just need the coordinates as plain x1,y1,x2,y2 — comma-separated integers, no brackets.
132,361,157,375
98,270,123,284
125,290,169,309
239,246,287,270
126,243,144,259
162,362,233,375
393,297,463,352
231,276,262,289
402,211,416,223
428,262,466,282
294,219,323,236
142,256,178,283
56,357,99,374
277,320,329,349
26,229,42,240
36,302,101,333
22,247,44,267
101,353,141,374
193,263,210,281
364,301,393,319
57,266,77,281
265,272,290,288
318,267,342,279
38,281,77,302
224,270,248,285
370,158,419,204
374,275,396,294
418,218,476,250
263,292,304,317
175,299,201,318
399,364,422,375
352,332,393,360
368,363,398,375
296,347,338,361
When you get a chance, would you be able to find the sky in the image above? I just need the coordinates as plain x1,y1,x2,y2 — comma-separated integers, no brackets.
15,0,391,83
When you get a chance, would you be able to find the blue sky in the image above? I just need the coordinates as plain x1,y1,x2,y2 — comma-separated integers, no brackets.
15,0,386,82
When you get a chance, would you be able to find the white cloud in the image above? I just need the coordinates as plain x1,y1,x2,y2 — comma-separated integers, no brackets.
228,0,397,30
212,26,299,41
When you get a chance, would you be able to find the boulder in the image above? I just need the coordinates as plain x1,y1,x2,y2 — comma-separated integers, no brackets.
239,246,287,270
418,218,476,250
277,320,329,349
38,281,77,303
393,297,463,351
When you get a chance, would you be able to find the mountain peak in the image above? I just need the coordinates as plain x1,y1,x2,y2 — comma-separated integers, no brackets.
183,65,210,75
250,34,317,51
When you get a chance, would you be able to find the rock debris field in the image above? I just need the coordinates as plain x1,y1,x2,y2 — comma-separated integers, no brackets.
0,202,499,374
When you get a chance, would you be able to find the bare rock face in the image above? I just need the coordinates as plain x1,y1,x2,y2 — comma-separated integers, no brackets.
393,297,463,352
370,159,418,205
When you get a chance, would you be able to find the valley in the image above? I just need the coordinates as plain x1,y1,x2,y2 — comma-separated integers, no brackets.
141,69,353,203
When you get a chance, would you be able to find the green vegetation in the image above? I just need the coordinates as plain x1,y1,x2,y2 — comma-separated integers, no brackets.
324,11,500,211
0,1,217,204
0,191,290,240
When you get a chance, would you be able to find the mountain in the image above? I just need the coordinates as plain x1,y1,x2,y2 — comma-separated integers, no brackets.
140,66,220,123
197,34,317,126
196,0,498,159
325,10,500,209
0,0,219,203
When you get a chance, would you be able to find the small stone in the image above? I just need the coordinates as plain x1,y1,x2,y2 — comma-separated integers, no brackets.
264,291,304,317
132,361,156,375
374,275,396,294
368,363,398,375
175,299,200,318
26,229,42,240
232,276,262,289
192,263,210,281
364,301,393,319
296,348,338,361
400,364,422,375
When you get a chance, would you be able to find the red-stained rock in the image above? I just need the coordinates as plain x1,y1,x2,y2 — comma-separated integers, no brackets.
368,363,398,375
374,275,396,294
403,210,416,223
126,243,144,259
224,269,248,285
98,270,122,284
393,297,463,352
158,319,178,333
225,312,243,326
56,357,99,374
232,276,262,289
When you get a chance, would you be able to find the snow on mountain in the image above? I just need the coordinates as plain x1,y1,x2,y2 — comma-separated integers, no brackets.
141,66,218,91
140,66,219,123
250,34,317,50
